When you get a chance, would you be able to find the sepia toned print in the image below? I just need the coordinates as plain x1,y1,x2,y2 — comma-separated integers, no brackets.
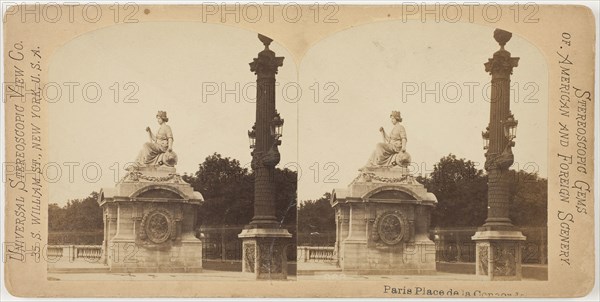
44,28,298,280
298,27,546,282
2,3,596,298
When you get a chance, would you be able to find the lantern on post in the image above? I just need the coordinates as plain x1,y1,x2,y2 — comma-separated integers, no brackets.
503,113,518,146
271,111,284,141
481,129,490,150
248,125,256,149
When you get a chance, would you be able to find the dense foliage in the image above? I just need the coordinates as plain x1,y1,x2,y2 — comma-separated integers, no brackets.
418,154,547,227
48,192,103,231
296,193,336,246
182,153,297,227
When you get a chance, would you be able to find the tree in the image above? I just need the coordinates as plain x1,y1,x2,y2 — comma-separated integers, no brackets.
418,154,488,228
508,170,548,226
183,153,254,227
273,167,298,227
297,193,335,245
48,203,66,231
48,192,103,232
182,152,297,228
419,154,547,228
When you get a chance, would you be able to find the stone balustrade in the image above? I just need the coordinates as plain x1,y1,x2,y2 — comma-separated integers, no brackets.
298,246,335,262
47,245,103,261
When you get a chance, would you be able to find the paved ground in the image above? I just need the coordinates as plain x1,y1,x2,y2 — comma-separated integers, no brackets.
47,258,107,270
47,258,297,281
296,262,546,281
298,271,485,281
47,259,543,281
48,270,297,281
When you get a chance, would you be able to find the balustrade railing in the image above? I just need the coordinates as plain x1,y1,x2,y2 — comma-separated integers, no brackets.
298,246,335,262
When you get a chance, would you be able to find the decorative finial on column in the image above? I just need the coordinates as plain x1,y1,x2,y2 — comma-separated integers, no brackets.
250,34,284,78
258,34,273,50
485,29,519,76
494,29,512,49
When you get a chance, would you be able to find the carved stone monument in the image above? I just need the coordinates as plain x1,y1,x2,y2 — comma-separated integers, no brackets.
98,112,204,273
331,113,437,274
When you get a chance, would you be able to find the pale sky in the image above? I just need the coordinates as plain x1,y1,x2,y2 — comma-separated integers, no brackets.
48,21,547,205
48,22,299,204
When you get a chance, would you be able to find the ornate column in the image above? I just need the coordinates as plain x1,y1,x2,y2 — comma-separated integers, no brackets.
238,34,291,280
472,29,526,281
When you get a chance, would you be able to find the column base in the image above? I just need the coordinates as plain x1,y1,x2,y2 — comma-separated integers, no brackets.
107,238,203,273
238,227,292,280
339,239,367,271
339,239,436,274
472,230,526,281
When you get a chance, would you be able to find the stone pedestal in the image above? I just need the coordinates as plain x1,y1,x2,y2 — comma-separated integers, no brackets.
238,228,291,280
472,229,526,280
331,167,437,275
98,166,204,273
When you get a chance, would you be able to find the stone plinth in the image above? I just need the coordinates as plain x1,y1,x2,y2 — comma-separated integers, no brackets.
331,167,437,275
238,227,291,280
98,166,204,273
472,229,526,280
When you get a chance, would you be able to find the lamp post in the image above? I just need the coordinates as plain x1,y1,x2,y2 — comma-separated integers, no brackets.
238,34,292,280
472,29,526,281
481,129,490,151
248,125,256,150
